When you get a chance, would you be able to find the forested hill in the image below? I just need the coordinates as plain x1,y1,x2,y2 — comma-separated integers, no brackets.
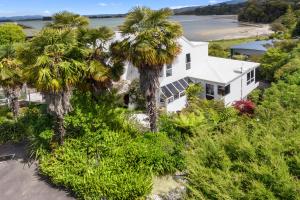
238,0,300,23
174,0,247,15
175,0,299,23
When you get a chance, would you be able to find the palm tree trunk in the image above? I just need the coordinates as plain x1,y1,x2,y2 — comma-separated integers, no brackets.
5,87,20,118
139,67,160,132
54,115,66,145
45,90,72,145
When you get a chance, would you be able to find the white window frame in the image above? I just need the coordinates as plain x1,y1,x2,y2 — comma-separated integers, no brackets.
186,53,191,70
206,83,215,100
247,70,255,85
166,64,172,77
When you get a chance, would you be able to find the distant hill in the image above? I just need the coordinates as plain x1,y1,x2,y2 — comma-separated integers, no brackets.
0,15,43,22
224,0,247,5
173,6,204,15
0,14,126,22
174,0,247,15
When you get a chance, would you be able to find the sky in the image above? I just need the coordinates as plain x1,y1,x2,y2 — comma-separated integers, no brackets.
0,0,229,17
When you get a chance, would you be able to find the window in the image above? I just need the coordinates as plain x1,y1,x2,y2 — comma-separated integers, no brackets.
218,85,231,96
166,64,172,77
206,84,214,100
247,70,255,85
186,53,191,70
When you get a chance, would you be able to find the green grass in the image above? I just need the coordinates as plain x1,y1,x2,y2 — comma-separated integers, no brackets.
210,36,268,49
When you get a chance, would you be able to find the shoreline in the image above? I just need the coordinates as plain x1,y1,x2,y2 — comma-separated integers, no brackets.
10,14,273,41
186,24,272,41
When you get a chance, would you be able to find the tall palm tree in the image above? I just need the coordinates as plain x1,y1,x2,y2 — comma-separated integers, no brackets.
0,23,25,118
77,27,124,98
0,44,23,117
116,7,183,131
47,11,90,29
19,28,85,145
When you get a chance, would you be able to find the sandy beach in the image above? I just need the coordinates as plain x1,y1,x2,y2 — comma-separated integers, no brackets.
190,24,273,41
16,15,273,41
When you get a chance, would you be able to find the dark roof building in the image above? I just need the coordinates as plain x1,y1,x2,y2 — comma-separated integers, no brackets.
230,40,275,57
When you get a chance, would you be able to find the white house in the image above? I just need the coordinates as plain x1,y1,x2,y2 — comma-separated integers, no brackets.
117,34,260,112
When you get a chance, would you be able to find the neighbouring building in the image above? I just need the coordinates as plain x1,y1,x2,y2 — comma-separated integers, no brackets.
116,33,260,112
230,40,275,57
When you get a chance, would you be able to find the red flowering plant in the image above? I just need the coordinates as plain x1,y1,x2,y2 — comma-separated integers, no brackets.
233,100,256,116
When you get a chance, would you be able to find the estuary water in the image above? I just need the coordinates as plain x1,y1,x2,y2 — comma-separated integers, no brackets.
4,15,271,41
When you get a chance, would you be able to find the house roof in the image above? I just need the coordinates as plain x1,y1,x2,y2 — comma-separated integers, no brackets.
230,40,274,52
187,56,260,84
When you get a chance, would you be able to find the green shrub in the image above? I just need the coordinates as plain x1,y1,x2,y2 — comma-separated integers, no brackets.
40,130,181,199
0,105,52,145
176,73,300,199
39,92,183,200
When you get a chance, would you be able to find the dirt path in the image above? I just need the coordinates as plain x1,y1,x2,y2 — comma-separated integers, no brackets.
0,143,75,200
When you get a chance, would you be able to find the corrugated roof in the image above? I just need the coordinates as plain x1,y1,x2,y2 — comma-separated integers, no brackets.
230,40,274,52
187,56,260,84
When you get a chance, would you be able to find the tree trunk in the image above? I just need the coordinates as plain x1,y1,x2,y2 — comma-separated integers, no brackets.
5,87,20,118
45,89,72,145
54,115,66,145
139,67,160,132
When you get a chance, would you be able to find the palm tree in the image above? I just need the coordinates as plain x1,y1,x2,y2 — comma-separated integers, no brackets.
116,7,183,131
0,23,25,118
0,44,23,117
77,27,124,98
47,11,89,29
19,28,85,145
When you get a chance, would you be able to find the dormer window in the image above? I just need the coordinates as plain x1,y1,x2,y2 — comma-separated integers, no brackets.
186,53,191,70
166,64,172,77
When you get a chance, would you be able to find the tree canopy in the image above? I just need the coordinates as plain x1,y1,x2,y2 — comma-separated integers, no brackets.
238,0,298,23
0,23,25,45
47,11,90,29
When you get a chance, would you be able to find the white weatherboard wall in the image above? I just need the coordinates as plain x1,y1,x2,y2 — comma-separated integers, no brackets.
224,70,259,105
160,38,208,86
166,96,187,112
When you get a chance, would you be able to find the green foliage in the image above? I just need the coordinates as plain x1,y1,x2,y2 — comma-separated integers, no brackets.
182,81,300,199
47,11,90,29
0,105,52,144
293,19,300,37
193,2,245,15
271,6,298,38
186,83,203,103
238,0,292,23
38,92,183,200
0,23,25,45
127,79,145,110
208,44,228,58
260,47,289,81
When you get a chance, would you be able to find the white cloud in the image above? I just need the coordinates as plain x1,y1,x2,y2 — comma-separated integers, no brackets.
209,0,219,4
98,2,121,7
98,3,108,7
169,5,200,9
